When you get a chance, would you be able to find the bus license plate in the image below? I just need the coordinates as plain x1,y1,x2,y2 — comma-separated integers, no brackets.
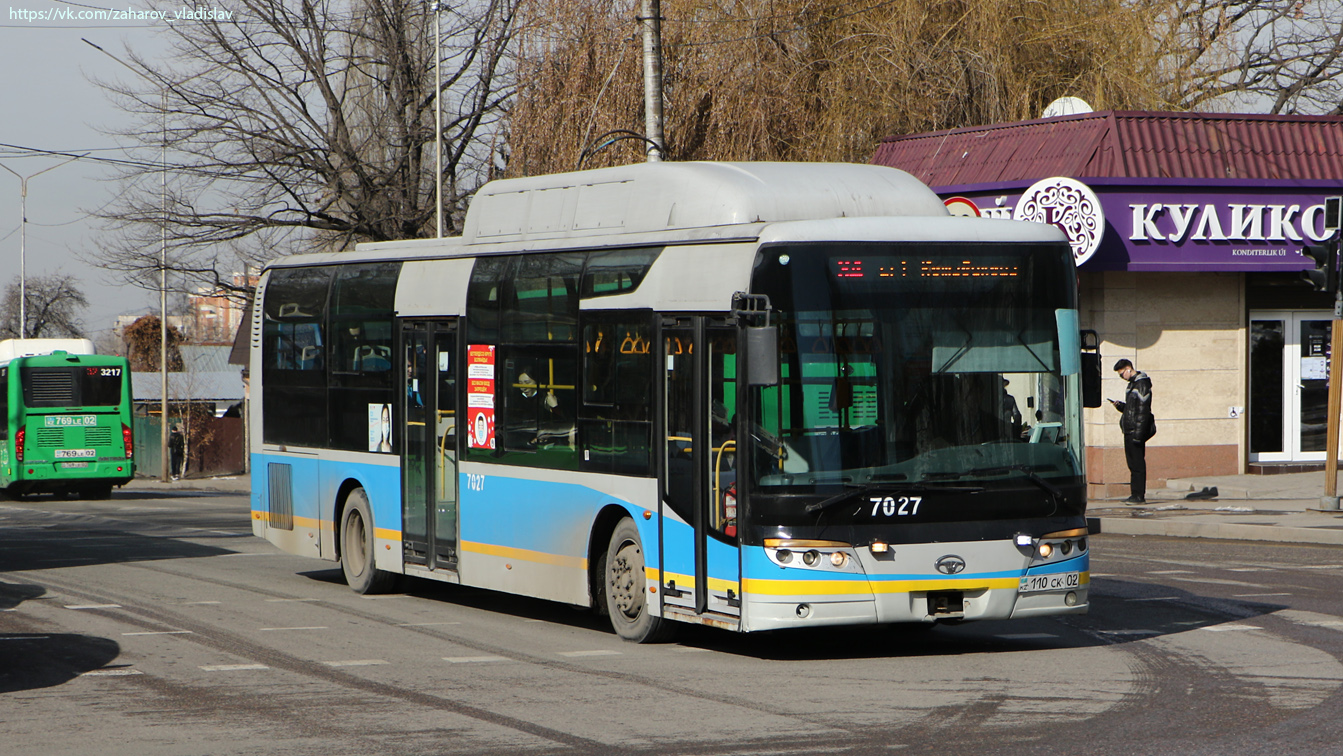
1019,572,1080,593
60,462,90,469
54,449,97,459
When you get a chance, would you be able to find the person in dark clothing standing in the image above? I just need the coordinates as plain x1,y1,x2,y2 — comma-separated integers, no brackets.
169,425,185,480
1109,359,1155,504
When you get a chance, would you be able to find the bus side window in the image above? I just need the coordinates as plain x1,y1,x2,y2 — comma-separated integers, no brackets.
579,319,653,476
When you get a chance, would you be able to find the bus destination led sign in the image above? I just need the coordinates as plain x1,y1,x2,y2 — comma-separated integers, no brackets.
833,259,1021,279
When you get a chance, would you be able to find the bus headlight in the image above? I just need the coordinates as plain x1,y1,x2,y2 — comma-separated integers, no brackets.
802,550,820,566
829,551,847,567
1038,542,1053,559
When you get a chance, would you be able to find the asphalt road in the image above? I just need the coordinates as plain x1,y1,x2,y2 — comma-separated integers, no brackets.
3,490,1343,756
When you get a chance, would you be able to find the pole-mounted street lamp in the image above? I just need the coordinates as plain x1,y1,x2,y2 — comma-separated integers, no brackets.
0,155,86,336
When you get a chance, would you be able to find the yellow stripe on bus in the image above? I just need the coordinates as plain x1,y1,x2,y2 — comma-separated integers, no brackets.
654,569,739,594
461,540,588,571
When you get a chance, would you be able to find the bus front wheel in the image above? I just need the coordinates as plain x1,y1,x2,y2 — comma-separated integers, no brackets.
604,517,673,643
340,489,396,594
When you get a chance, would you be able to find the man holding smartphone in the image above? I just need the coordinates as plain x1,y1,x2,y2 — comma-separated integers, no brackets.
1109,359,1155,504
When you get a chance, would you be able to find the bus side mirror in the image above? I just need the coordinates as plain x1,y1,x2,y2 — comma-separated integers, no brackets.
1081,329,1102,408
745,326,779,386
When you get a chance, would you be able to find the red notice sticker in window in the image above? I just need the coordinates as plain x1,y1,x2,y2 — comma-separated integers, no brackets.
466,344,496,450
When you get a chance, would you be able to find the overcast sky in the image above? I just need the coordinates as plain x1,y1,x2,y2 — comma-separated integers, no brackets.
0,6,177,341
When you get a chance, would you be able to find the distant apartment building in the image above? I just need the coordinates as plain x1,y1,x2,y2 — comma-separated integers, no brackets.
187,271,258,344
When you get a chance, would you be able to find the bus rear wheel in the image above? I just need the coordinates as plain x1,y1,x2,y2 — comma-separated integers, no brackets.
340,489,396,594
604,517,674,643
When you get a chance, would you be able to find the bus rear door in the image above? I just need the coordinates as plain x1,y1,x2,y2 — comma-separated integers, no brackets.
401,320,459,571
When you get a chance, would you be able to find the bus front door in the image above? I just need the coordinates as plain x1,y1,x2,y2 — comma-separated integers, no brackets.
402,320,458,571
661,319,741,624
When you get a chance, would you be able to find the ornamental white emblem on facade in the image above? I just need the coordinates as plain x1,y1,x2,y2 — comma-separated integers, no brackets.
1013,177,1105,266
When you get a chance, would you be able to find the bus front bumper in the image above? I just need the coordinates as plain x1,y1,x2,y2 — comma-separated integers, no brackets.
740,541,1089,632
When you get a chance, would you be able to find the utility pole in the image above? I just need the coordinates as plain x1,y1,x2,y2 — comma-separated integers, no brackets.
639,0,665,162
432,1,444,237
1312,196,1343,509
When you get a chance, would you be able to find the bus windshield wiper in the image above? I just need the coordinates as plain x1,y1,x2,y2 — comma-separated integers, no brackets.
803,484,868,514
803,482,984,515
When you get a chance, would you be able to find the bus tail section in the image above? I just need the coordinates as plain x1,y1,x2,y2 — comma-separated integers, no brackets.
1,341,136,499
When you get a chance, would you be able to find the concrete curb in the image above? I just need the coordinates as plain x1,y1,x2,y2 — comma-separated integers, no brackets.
1098,516,1343,546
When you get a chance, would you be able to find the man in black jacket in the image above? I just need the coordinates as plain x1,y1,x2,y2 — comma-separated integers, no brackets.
1109,359,1155,504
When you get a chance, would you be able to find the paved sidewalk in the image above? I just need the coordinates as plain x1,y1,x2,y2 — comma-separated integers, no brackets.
122,472,1343,547
123,474,251,495
1094,471,1343,546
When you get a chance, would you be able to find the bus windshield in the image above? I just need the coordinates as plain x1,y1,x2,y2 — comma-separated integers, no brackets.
748,241,1083,499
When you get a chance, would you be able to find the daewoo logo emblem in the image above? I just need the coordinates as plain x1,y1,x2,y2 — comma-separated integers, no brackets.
935,555,967,575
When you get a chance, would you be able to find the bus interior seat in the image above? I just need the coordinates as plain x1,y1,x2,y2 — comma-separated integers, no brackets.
1029,422,1062,444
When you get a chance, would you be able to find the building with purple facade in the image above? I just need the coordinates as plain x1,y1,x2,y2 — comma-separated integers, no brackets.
873,111,1343,498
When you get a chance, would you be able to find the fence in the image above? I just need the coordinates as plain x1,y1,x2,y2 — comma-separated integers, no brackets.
133,414,245,478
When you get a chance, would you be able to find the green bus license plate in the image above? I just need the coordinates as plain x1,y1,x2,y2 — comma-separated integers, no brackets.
60,462,90,469
45,415,97,427
1019,572,1080,593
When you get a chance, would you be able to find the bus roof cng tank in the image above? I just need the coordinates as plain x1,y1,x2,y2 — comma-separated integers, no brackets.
0,338,96,363
459,162,950,244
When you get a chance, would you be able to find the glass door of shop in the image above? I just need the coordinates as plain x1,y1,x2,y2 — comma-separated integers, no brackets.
1249,311,1333,463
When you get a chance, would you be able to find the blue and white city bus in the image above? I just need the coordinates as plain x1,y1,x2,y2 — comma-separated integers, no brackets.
250,161,1097,642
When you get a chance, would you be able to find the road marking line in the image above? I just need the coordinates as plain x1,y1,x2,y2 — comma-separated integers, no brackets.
259,626,328,632
0,635,50,640
1234,592,1292,597
323,659,388,667
200,664,269,671
183,601,222,605
673,647,710,653
265,598,320,603
557,650,622,658
1100,629,1160,636
1147,570,1194,575
443,656,509,663
997,633,1059,640
359,594,410,600
398,621,462,627
123,630,193,636
1200,624,1261,632
64,604,121,610
82,668,143,677
1227,568,1273,572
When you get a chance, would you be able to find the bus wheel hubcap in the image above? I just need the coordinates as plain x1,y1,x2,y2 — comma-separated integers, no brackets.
611,543,643,620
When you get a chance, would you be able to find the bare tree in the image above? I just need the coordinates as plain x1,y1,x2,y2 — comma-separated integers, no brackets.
508,0,1343,176
0,273,88,339
90,0,521,299
508,0,1170,173
1151,0,1343,114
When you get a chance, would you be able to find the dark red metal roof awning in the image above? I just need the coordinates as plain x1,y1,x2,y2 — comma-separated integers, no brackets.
872,111,1343,187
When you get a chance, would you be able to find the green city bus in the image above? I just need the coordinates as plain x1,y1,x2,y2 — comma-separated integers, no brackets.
1,342,135,499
